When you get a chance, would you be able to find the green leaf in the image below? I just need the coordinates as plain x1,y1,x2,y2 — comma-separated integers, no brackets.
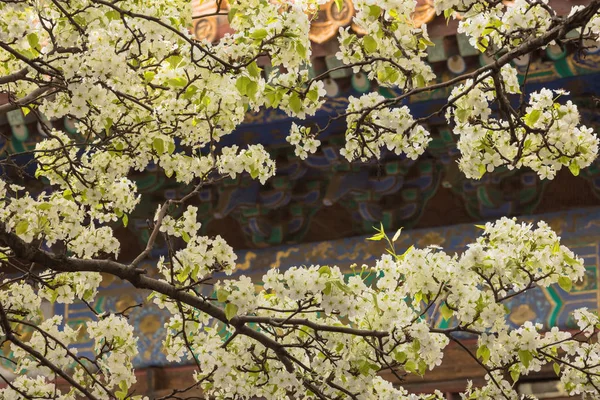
143,71,156,82
440,303,453,321
265,90,280,107
476,345,490,364
288,92,302,114
236,76,252,96
116,381,128,400
558,276,572,292
478,164,486,177
525,109,541,127
167,141,176,155
176,268,188,283
0,252,7,261
456,109,468,123
475,224,486,229
250,29,268,40
403,245,414,255
392,228,402,242
296,42,307,59
404,360,417,374
228,6,238,24
420,37,435,47
553,362,561,376
476,37,489,52
247,62,261,78
357,360,371,375
216,289,230,302
367,232,385,241
246,81,258,99
105,10,120,20
412,340,420,352
165,55,183,69
181,85,198,100
181,231,191,243
482,25,496,37
377,66,399,83
342,33,357,47
323,281,332,296
417,360,427,376
63,189,73,201
569,162,580,177
27,33,40,52
510,367,520,383
168,77,187,87
122,214,128,227
37,203,52,211
518,349,533,369
552,241,560,254
225,303,238,321
21,106,31,117
153,138,165,154
318,265,331,276
368,5,381,18
249,167,259,179
363,35,378,54
564,253,577,266
104,118,113,135
444,9,453,21
306,88,319,103
394,351,407,363
414,291,423,304
414,74,426,88
16,220,29,235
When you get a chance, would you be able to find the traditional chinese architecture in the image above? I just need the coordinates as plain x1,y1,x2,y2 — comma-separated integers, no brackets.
1,0,600,398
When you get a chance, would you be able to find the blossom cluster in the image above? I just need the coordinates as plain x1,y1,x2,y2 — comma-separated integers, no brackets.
449,77,599,179
2,310,140,400
217,144,276,185
2,0,600,398
155,206,237,284
40,271,103,305
341,93,431,162
144,217,598,399
337,0,435,88
0,179,123,258
287,123,322,159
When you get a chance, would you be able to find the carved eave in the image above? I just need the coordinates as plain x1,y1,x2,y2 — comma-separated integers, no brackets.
191,0,436,44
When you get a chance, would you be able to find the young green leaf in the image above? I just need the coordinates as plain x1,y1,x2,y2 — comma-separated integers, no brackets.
440,303,453,320
225,303,238,321
558,276,572,292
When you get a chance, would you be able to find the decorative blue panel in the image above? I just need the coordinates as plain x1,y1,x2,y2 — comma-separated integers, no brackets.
34,207,600,368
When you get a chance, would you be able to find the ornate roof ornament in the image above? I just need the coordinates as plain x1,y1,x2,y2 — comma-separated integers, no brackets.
192,0,436,44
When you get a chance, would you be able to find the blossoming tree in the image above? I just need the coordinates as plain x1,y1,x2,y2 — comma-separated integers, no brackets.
1,0,600,398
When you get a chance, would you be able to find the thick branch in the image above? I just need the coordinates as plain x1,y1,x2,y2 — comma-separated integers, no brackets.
0,86,54,114
0,303,100,400
0,68,29,85
0,225,296,373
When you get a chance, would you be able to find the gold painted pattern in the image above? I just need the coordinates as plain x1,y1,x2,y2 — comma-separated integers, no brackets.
192,0,436,44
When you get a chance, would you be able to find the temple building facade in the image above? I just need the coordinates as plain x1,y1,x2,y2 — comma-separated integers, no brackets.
1,0,600,398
